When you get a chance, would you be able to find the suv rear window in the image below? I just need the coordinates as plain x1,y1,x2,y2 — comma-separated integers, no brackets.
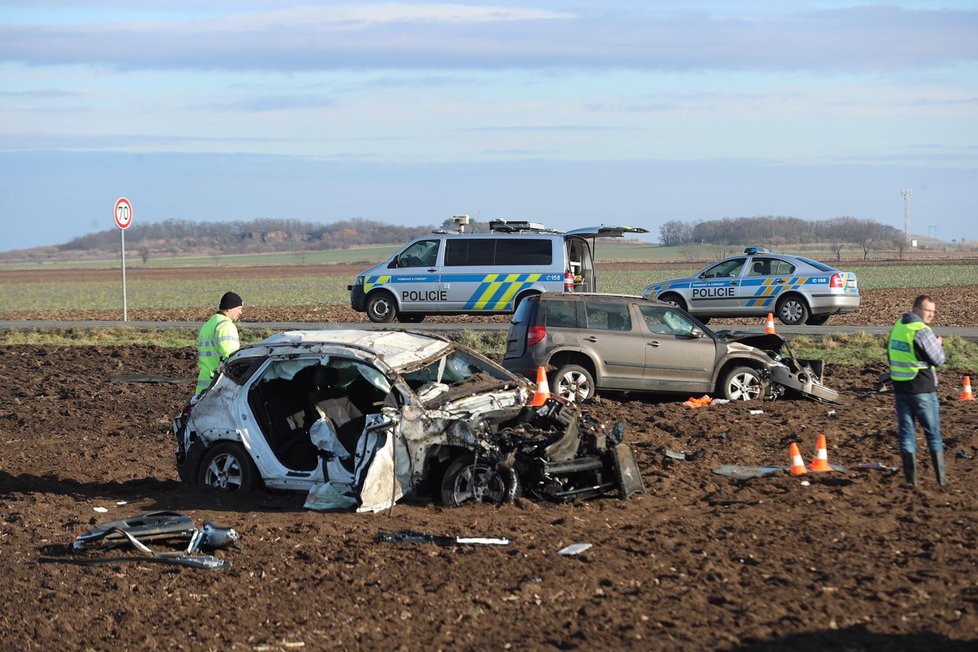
544,300,578,328
584,302,632,331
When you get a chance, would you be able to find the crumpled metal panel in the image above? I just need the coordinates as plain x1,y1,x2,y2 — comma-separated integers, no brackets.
257,330,451,370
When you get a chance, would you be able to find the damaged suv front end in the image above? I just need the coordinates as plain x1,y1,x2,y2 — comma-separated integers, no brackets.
173,330,643,510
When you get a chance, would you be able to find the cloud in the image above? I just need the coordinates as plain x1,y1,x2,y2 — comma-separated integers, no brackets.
1,3,975,72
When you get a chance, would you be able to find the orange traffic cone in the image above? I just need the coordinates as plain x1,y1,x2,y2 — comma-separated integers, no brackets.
960,376,975,401
529,366,551,407
764,313,777,335
808,433,832,472
789,442,807,476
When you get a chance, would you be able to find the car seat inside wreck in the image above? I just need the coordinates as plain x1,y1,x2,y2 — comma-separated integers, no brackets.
247,358,395,473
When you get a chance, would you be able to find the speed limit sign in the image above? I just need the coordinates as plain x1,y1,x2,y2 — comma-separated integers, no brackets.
114,197,133,230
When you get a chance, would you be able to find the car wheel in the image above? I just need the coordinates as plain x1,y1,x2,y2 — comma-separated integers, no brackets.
806,314,830,326
696,316,712,325
776,294,809,326
659,293,687,312
721,366,763,401
440,455,518,506
398,313,425,323
366,291,397,323
198,442,259,492
553,364,595,402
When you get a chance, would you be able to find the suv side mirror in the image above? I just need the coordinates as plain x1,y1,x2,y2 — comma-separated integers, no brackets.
690,327,705,338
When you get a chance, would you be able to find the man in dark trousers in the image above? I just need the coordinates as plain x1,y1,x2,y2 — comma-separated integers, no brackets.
196,291,244,395
888,294,946,486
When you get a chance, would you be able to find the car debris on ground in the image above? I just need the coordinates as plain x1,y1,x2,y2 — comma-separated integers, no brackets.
71,511,240,570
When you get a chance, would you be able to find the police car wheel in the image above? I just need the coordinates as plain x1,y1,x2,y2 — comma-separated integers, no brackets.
198,442,259,492
776,295,809,326
554,364,595,402
659,293,687,312
806,314,830,326
366,292,397,323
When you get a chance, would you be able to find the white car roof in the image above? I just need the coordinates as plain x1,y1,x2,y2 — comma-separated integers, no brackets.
258,329,452,370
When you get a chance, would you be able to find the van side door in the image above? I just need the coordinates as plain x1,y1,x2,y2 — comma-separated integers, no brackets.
388,238,443,314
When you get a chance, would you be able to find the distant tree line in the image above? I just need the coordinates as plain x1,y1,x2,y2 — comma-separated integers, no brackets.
58,218,435,257
660,216,905,260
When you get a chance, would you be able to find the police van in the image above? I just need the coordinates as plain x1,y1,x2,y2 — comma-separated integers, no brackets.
349,219,648,323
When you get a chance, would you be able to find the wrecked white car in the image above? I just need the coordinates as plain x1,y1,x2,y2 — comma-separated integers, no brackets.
173,330,644,510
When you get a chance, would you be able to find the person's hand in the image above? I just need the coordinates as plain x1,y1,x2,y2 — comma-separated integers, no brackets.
937,335,943,346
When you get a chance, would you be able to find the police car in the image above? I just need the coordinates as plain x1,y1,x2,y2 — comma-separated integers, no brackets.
641,247,860,326
349,220,648,323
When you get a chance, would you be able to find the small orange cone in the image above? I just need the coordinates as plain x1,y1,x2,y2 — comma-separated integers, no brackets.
960,376,975,401
529,366,551,407
764,313,777,335
808,433,832,472
789,442,807,476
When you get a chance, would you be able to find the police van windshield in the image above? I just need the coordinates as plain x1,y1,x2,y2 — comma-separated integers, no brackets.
394,239,439,268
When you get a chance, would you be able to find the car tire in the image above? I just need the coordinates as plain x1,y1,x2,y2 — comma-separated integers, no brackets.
776,294,809,326
659,293,687,312
398,313,426,323
721,366,763,401
440,455,518,506
553,364,595,402
806,314,830,326
696,316,712,325
198,442,259,492
366,291,398,323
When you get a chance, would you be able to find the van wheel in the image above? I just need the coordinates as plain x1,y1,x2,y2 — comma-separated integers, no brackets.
553,364,595,402
721,366,763,401
198,442,259,492
366,291,397,323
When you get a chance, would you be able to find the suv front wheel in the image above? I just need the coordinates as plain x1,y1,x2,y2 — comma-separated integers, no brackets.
553,364,595,402
721,366,763,401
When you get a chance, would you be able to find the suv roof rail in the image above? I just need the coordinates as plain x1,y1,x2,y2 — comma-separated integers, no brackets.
489,219,560,234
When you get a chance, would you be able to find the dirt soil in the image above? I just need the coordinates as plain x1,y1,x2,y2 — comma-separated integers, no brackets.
2,345,978,650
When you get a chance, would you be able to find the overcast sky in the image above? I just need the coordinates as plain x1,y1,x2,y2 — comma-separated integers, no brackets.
1,1,976,251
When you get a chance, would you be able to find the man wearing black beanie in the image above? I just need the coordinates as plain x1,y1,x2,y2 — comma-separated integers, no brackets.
196,291,244,395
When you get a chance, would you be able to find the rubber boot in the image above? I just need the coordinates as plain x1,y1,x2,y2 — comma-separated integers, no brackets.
900,451,917,487
930,449,947,487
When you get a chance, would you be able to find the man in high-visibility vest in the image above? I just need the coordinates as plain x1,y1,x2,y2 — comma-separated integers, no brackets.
196,291,244,395
888,294,946,487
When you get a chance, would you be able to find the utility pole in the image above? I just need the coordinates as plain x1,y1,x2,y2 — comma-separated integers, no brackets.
901,188,912,245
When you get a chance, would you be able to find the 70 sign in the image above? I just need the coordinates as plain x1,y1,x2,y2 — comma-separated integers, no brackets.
114,197,133,230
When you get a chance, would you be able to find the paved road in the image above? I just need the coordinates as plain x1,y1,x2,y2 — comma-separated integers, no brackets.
2,319,977,339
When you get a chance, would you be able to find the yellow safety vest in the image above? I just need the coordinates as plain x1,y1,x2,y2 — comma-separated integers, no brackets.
888,319,930,382
196,313,239,394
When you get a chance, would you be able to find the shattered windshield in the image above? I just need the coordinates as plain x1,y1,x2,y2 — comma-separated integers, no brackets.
401,348,515,403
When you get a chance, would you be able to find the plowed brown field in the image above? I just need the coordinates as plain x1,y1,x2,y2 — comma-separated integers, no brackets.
2,344,978,650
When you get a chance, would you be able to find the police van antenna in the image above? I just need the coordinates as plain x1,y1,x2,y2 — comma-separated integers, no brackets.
453,214,470,234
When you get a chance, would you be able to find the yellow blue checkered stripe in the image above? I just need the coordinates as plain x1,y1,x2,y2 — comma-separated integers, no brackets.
463,273,543,310
742,276,813,308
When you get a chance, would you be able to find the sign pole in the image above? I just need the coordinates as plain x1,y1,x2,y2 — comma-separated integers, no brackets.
121,229,128,321
113,197,133,322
